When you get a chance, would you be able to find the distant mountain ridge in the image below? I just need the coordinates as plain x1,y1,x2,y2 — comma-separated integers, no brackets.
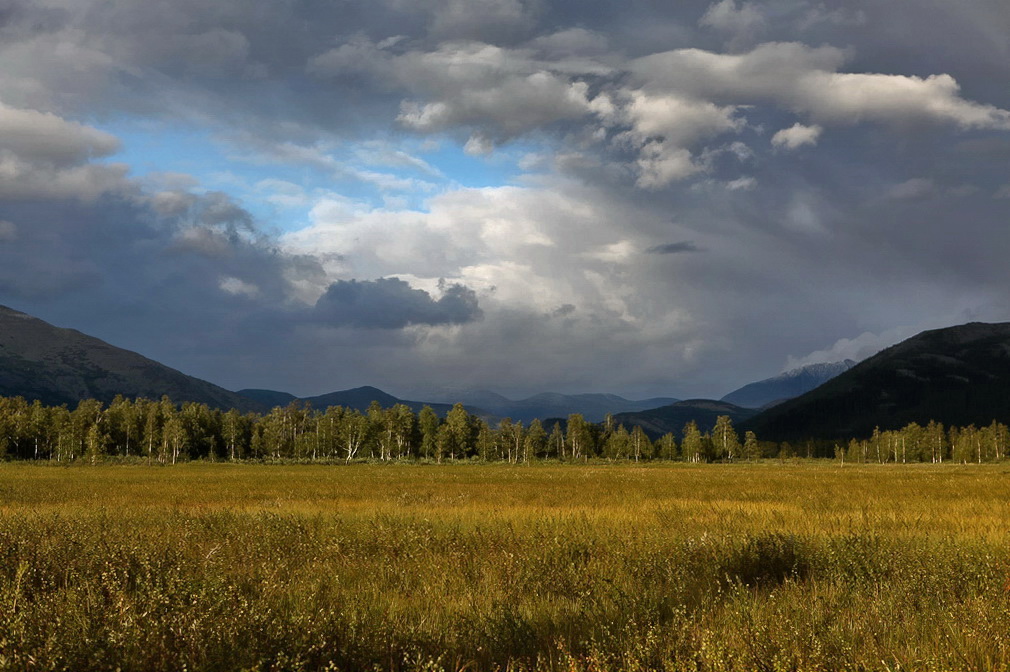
613,399,757,439
429,389,680,423
237,386,472,417
0,305,262,412
721,360,856,408
744,322,1010,441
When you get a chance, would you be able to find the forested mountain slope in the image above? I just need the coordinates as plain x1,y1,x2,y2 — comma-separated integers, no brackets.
0,305,262,411
744,322,1010,441
613,399,757,439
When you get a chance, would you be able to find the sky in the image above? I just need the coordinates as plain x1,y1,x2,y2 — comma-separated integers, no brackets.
0,0,1009,401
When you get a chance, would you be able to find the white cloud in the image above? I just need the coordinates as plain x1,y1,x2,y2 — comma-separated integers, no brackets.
725,176,756,190
311,37,613,145
635,144,703,188
219,276,260,298
614,91,744,187
619,91,744,147
307,34,1010,190
398,70,597,137
463,133,494,156
802,71,1010,129
785,325,923,370
771,123,822,150
631,42,1010,130
0,102,120,166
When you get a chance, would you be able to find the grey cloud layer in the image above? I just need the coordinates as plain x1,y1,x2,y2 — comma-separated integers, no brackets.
1,0,1009,397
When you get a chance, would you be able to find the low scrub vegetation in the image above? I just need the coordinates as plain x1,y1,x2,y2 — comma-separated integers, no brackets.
2,462,1010,671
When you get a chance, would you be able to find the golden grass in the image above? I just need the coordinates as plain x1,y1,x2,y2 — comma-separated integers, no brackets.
3,462,1010,671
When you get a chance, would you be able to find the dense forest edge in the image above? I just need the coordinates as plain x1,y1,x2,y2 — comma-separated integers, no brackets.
1,394,1006,465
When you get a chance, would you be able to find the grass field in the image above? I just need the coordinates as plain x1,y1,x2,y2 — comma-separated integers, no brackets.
3,462,1010,671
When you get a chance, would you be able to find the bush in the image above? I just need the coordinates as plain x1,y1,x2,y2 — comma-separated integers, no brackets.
721,532,812,587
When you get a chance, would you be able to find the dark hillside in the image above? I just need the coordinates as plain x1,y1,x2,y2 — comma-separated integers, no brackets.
0,305,263,411
614,399,757,438
744,322,1010,441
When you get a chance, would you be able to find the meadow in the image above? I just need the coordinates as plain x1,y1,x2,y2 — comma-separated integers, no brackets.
2,462,1010,671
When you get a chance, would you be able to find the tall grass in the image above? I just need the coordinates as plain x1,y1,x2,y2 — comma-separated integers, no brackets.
2,462,1010,670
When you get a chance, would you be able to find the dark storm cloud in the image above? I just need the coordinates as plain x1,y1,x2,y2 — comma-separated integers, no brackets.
314,278,482,329
647,241,704,255
0,179,481,391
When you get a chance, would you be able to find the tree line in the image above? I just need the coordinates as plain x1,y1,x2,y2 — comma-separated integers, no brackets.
0,394,1007,464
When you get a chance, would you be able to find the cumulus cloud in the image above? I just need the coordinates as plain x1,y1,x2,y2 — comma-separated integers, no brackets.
0,102,130,201
303,22,1010,189
0,102,120,164
310,37,612,146
219,276,260,298
632,42,1010,131
771,123,823,150
613,91,744,187
784,325,924,370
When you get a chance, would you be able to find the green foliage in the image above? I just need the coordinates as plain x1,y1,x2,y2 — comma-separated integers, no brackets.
0,392,1009,467
681,420,704,463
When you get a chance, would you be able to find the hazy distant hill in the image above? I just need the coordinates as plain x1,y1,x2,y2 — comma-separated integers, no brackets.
613,399,757,439
237,389,298,408
721,360,856,408
237,386,680,421
0,305,262,411
238,385,470,416
434,389,680,423
744,322,1010,441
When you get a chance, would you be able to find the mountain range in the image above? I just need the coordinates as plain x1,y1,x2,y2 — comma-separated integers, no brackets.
427,389,681,423
8,303,1010,444
745,322,1010,441
0,304,685,421
238,386,470,417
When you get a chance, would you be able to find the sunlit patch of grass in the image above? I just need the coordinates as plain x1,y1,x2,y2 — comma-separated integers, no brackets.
2,462,1010,670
